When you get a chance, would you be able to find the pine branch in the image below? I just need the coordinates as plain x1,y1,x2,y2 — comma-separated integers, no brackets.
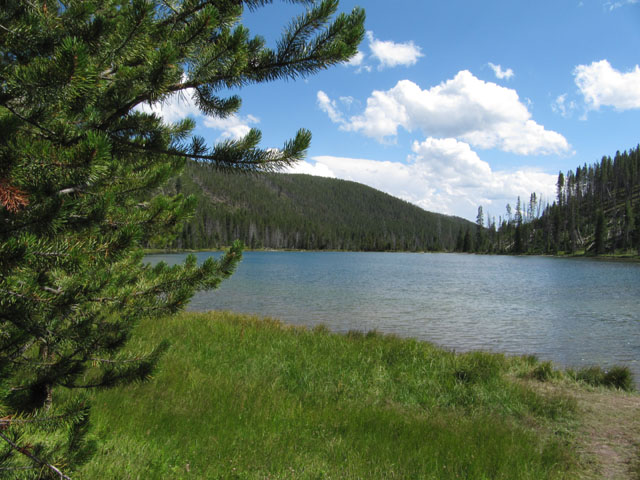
158,1,218,28
110,5,148,61
0,431,72,480
0,411,78,428
110,128,310,171
1,104,61,143
3,339,36,362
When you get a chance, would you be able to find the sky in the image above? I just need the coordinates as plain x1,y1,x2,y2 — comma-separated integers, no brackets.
142,0,640,221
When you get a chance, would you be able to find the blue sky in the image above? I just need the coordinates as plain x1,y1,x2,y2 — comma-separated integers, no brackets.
143,0,640,221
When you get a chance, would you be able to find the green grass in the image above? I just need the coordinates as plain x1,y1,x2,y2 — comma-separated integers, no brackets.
77,311,584,479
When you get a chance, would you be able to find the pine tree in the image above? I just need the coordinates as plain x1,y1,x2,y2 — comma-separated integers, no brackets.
634,203,640,255
624,200,634,251
475,205,485,253
462,228,473,253
513,196,524,253
0,1,365,477
594,209,607,255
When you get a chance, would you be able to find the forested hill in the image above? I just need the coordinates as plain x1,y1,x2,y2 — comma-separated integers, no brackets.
158,161,473,251
485,144,640,255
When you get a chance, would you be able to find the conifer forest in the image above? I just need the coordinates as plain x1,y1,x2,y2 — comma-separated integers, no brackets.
157,161,473,252
466,145,640,256
158,145,640,258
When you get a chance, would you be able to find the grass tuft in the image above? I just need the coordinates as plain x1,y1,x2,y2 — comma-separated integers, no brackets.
603,366,635,391
571,365,635,391
532,361,558,382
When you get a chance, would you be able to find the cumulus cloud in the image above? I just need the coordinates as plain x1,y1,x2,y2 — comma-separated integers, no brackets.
323,71,570,155
343,31,423,72
134,89,258,139
203,114,259,140
286,160,337,178
285,139,557,220
366,31,423,69
488,63,514,80
574,60,640,110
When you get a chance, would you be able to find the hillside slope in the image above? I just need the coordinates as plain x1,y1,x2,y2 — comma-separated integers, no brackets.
159,161,473,251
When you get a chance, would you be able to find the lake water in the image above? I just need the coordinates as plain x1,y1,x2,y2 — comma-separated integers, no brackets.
146,251,640,379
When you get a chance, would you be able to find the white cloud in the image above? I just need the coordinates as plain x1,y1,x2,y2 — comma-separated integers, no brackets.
135,88,200,123
366,31,423,69
605,0,638,10
346,51,365,67
286,160,336,178
488,63,514,80
134,88,258,139
325,71,570,155
551,94,577,118
285,139,557,220
574,60,640,110
339,96,356,108
344,32,423,72
203,114,259,140
317,91,346,124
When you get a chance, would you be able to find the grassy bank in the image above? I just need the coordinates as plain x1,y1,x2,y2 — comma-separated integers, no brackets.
77,311,638,479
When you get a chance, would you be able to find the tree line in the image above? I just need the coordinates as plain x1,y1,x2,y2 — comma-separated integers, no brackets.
464,145,640,255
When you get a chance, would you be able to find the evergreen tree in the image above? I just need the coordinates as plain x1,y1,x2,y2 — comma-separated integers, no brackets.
455,228,465,252
594,209,607,255
624,200,634,251
513,197,524,253
556,172,565,207
462,228,473,253
0,1,364,477
634,204,640,255
475,205,485,252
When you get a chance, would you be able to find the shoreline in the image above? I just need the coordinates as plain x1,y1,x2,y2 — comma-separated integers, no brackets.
144,247,640,262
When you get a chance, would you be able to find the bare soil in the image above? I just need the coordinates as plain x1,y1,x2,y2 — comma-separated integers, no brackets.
530,380,640,479
573,388,640,479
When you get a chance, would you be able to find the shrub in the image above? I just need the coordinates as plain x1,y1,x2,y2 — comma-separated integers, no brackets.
575,366,605,386
603,366,634,392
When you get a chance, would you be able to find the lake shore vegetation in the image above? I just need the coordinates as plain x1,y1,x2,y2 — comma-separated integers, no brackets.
78,310,639,479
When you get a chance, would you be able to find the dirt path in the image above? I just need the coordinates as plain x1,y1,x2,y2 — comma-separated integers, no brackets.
571,388,640,479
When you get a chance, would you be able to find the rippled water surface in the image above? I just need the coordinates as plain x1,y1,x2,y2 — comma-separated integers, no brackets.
146,251,640,378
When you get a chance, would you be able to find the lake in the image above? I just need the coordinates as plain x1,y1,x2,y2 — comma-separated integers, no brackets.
146,251,640,380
